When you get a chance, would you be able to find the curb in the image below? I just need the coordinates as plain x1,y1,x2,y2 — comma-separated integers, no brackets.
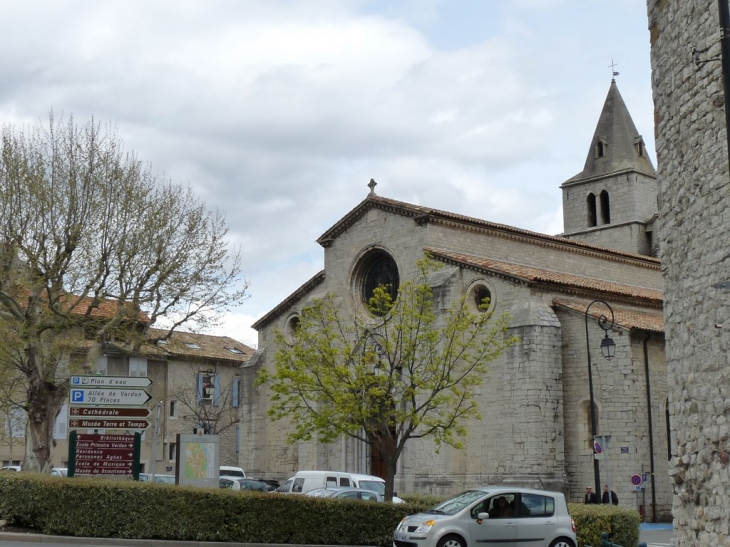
0,534,373,547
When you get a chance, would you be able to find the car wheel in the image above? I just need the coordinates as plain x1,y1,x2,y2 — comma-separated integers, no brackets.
549,538,575,547
437,534,466,547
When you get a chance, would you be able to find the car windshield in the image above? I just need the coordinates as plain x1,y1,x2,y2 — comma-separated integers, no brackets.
358,480,385,495
427,490,487,516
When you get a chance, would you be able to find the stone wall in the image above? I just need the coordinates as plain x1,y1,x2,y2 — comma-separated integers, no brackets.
647,0,730,542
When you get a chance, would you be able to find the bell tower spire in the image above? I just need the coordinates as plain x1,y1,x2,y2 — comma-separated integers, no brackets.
560,79,658,256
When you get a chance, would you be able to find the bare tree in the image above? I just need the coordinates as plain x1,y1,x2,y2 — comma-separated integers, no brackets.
0,114,248,471
170,362,240,435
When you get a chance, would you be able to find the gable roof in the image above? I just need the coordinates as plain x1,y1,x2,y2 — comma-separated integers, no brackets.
251,270,326,331
145,328,254,364
317,194,660,269
564,80,656,184
553,298,664,333
427,248,663,305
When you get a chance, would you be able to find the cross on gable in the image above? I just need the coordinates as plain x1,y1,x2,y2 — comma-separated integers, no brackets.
368,178,377,196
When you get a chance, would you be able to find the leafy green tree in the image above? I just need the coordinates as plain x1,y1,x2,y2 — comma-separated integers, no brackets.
257,256,518,500
0,114,247,471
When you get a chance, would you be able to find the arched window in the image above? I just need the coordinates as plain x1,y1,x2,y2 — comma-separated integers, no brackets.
587,193,597,227
600,190,610,224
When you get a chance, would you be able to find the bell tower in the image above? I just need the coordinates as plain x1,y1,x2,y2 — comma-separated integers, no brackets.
560,80,658,256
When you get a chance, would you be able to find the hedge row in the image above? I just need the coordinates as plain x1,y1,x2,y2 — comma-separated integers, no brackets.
0,474,426,546
0,475,640,547
568,503,641,547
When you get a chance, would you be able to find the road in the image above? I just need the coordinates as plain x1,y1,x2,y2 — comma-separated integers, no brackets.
640,523,672,547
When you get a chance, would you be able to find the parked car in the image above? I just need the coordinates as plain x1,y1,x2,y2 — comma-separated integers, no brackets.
139,473,175,484
219,465,246,478
219,476,269,492
256,478,280,491
50,467,67,477
276,478,293,493
393,487,576,547
306,487,383,502
282,470,404,502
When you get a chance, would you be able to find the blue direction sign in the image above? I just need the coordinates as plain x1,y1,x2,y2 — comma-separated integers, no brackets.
71,376,152,388
69,387,151,407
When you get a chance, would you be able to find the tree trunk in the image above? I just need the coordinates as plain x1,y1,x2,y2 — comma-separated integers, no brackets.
23,379,67,472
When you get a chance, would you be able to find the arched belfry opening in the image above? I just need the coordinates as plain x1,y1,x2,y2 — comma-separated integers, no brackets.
587,193,597,227
600,190,610,224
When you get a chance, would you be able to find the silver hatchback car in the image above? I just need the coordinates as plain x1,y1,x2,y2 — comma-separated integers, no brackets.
393,487,576,547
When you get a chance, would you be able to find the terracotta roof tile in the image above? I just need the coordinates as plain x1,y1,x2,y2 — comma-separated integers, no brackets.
427,248,664,303
145,329,254,363
553,298,664,333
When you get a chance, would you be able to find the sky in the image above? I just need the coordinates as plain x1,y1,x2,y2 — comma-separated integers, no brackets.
0,0,656,348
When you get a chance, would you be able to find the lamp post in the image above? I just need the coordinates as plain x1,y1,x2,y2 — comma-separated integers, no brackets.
585,300,616,495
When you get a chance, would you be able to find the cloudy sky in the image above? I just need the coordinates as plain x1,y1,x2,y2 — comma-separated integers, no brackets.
0,0,655,348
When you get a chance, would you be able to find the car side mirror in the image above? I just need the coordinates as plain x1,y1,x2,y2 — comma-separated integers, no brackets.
477,512,490,520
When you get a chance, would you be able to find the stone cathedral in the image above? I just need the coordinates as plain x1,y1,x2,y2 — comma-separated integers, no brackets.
241,80,672,520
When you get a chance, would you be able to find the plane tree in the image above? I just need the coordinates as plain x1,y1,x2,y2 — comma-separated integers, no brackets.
0,115,247,471
257,256,518,501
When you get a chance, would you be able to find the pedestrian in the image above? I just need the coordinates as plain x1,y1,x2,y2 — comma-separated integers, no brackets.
602,484,619,505
584,486,599,504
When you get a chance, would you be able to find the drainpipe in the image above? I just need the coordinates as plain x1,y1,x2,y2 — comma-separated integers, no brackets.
643,334,657,522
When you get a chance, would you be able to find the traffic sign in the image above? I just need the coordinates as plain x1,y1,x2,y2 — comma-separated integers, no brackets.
68,432,140,479
631,474,642,486
70,406,150,418
71,376,152,388
68,418,150,430
69,387,151,406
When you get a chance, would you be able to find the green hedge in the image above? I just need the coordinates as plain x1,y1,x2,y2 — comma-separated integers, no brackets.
0,476,639,547
568,503,641,547
0,474,421,546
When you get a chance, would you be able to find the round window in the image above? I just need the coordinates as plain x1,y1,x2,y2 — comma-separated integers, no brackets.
354,249,400,314
468,281,494,313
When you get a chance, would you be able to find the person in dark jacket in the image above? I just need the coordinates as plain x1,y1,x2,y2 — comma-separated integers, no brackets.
584,486,599,504
602,484,619,505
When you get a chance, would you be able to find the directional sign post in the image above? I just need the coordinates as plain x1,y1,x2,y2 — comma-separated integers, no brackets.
69,406,150,418
68,418,150,430
69,387,151,407
68,432,141,479
71,376,152,388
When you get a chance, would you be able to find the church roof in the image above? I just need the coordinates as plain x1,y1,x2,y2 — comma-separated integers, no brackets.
251,270,326,330
426,248,663,305
563,80,656,185
318,194,660,268
553,298,664,333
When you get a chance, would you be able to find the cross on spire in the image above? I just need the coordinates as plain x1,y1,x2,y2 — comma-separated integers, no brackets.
609,59,619,81
367,178,377,196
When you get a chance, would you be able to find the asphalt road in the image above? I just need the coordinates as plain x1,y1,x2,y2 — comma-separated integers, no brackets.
640,524,672,547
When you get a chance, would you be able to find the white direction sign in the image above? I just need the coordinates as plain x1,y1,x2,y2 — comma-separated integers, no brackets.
71,376,152,388
69,387,151,407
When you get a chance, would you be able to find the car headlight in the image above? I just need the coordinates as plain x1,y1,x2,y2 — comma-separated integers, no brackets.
414,520,435,534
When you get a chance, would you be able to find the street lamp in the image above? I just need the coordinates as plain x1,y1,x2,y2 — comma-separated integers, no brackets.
585,300,616,495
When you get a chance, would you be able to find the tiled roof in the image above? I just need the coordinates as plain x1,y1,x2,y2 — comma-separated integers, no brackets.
145,328,254,363
63,295,151,323
251,270,326,330
317,195,660,268
553,298,664,333
427,248,664,304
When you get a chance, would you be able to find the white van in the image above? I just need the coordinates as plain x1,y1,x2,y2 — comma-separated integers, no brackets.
286,470,403,502
219,465,246,478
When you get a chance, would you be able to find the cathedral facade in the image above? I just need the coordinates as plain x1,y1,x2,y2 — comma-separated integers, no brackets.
241,81,672,520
